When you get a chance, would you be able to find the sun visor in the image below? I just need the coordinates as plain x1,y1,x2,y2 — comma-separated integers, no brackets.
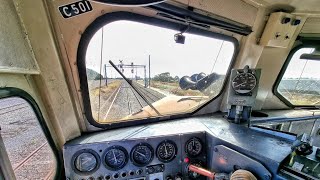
148,3,253,36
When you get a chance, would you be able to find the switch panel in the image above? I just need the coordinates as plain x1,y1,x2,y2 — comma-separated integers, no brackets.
260,12,302,48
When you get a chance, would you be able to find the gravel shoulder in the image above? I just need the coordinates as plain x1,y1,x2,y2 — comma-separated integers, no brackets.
0,97,55,180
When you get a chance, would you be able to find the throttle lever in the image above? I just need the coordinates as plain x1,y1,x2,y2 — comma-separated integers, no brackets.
188,164,215,179
187,164,256,180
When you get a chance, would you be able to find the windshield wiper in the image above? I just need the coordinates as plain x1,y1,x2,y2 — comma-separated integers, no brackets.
109,60,161,116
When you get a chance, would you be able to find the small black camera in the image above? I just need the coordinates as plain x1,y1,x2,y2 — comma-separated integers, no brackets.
174,33,185,44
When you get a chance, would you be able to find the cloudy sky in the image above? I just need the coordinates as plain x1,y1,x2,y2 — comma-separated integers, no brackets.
86,20,234,79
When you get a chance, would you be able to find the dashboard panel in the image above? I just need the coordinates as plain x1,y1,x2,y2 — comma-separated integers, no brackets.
63,115,297,180
64,132,207,180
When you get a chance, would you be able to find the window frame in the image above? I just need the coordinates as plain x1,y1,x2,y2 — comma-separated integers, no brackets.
77,11,239,129
0,87,63,179
273,43,319,108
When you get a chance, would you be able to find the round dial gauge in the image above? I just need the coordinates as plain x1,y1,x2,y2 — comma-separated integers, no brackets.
74,152,98,173
104,146,128,170
186,137,203,157
131,143,153,166
232,73,257,94
156,140,177,162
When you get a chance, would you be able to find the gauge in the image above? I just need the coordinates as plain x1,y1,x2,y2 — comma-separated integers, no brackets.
131,143,154,166
232,73,257,94
72,149,100,174
156,140,177,162
104,146,128,170
186,137,203,157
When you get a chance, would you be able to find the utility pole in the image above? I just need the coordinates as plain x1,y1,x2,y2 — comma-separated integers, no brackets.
144,65,147,88
104,64,107,86
149,55,151,88
135,67,138,81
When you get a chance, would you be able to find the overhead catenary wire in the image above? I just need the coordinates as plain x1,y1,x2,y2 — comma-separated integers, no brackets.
210,40,224,74
292,48,313,99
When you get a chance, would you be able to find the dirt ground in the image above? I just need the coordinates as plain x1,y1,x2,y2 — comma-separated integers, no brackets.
0,97,55,180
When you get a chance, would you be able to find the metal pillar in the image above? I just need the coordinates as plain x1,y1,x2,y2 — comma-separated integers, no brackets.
135,67,138,81
104,64,107,86
149,55,151,87
144,66,147,88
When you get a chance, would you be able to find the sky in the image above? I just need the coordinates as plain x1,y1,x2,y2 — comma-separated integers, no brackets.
85,20,235,79
282,48,320,79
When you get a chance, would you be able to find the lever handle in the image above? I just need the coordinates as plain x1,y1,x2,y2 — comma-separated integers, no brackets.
188,164,215,179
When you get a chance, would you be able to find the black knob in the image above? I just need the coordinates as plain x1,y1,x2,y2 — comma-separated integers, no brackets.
129,170,135,176
147,167,155,174
121,172,127,178
105,175,111,180
113,173,119,179
281,17,291,24
136,169,143,175
292,19,301,26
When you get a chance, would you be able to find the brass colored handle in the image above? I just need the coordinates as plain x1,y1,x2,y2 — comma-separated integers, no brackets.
188,164,215,179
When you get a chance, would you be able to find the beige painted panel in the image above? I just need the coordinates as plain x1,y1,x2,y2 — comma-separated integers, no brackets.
260,12,300,48
12,0,81,142
0,0,39,74
301,17,320,34
259,0,320,12
219,7,306,111
219,8,266,112
256,17,307,110
174,0,258,26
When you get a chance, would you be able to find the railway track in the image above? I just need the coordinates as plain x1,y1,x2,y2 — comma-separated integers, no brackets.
102,81,165,121
0,102,29,116
0,98,55,179
0,80,165,179
12,142,54,179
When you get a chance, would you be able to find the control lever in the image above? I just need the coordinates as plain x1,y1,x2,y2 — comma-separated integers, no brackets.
188,165,257,180
188,164,216,179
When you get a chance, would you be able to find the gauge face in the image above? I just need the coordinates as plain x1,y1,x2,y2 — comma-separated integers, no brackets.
104,146,128,170
74,152,98,173
157,140,177,162
131,143,153,166
186,137,203,157
232,73,257,94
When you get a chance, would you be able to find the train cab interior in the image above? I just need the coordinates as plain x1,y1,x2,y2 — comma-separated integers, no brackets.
2,0,320,179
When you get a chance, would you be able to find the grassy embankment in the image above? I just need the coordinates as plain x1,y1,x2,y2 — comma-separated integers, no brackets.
89,80,122,120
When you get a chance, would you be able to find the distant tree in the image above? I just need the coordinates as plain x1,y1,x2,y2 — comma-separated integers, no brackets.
86,68,103,80
174,76,180,82
153,72,175,82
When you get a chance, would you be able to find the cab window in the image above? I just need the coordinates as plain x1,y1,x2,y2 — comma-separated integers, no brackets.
0,97,56,179
277,47,320,106
83,20,235,124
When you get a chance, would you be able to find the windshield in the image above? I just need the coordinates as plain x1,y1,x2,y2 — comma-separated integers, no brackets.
85,20,235,123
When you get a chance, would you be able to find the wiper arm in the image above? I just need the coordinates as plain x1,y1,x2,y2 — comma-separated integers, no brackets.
109,60,161,116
